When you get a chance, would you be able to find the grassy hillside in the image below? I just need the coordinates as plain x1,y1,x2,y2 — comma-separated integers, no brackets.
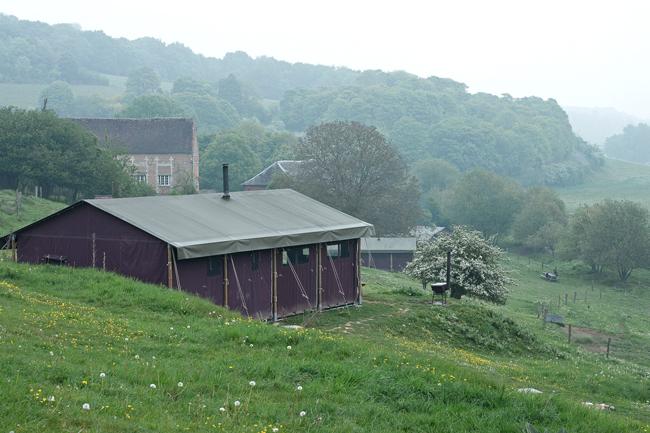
0,190,65,236
1,258,648,432
555,158,650,211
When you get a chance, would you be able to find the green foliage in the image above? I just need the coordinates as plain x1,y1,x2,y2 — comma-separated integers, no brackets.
280,79,602,186
0,108,146,201
38,81,74,115
217,74,270,122
561,200,650,281
125,67,161,99
120,95,186,118
512,187,568,254
412,158,460,192
172,92,240,133
445,170,524,237
405,226,511,303
281,121,421,235
200,132,262,191
604,123,650,163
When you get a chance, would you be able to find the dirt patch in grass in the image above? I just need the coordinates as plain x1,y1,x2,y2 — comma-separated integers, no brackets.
566,326,617,354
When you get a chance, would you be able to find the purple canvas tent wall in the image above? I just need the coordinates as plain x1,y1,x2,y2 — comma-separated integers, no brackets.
4,190,372,321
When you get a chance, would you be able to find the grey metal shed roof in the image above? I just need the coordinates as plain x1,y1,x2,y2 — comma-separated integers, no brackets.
86,189,373,259
360,237,417,253
241,160,304,187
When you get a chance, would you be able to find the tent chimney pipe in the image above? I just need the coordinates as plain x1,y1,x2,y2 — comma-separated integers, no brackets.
222,163,230,200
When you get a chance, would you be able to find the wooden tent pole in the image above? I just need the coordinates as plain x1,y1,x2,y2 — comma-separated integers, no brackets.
224,255,229,308
272,248,278,322
11,236,17,262
317,243,322,311
167,244,173,288
356,239,362,305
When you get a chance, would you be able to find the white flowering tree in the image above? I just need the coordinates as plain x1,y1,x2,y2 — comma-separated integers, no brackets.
404,226,511,304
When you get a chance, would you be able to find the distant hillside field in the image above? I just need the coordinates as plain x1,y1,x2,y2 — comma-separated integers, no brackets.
0,190,65,235
555,158,650,211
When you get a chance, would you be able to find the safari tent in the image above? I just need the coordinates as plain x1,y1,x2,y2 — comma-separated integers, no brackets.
3,189,373,320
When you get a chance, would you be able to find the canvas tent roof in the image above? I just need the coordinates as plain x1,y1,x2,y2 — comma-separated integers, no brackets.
79,189,372,259
360,237,416,253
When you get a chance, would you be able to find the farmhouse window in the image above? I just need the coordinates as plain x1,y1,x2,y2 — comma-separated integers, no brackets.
134,174,147,183
158,175,171,186
207,256,222,276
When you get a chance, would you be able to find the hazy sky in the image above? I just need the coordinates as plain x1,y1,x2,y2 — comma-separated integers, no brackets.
3,0,650,118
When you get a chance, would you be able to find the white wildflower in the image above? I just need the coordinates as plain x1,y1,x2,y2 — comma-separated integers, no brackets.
249,343,254,347
249,380,256,387
287,345,292,350
149,383,156,389
272,428,279,432
296,385,303,391
219,407,226,412
49,351,54,356
99,372,106,378
234,400,241,407
47,395,55,402
177,382,184,388
134,354,140,359
82,403,90,410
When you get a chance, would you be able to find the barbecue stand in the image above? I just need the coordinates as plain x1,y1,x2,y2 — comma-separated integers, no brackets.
431,282,448,305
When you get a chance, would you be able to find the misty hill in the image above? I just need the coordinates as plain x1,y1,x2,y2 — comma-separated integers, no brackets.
0,14,601,185
604,123,650,164
564,106,647,145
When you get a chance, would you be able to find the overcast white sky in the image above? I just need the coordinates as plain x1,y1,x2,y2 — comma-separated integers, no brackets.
2,0,650,117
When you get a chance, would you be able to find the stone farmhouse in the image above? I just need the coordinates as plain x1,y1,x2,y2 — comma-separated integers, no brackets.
70,118,199,194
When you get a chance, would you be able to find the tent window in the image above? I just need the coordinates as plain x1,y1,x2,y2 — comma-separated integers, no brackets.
251,251,260,271
327,244,340,258
282,247,310,266
208,256,222,276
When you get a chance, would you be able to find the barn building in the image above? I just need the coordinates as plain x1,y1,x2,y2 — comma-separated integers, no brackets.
2,187,372,320
360,237,417,272
69,118,199,194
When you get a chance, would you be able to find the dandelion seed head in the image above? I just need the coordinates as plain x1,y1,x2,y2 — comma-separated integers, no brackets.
219,407,226,412
99,372,106,378
249,380,256,387
82,403,90,410
287,345,292,350
296,385,303,391
149,383,157,389
49,351,54,356
272,428,279,432
299,410,306,417
234,400,241,407
177,382,184,387
249,343,254,347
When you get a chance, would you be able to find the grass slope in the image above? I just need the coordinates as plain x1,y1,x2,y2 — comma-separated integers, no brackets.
555,158,650,211
1,259,648,432
0,190,65,236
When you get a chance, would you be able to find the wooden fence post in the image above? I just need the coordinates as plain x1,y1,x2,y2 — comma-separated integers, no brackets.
568,324,572,344
11,236,17,262
606,337,611,359
573,291,577,303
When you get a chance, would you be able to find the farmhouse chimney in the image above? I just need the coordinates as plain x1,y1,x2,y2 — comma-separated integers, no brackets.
222,163,230,200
